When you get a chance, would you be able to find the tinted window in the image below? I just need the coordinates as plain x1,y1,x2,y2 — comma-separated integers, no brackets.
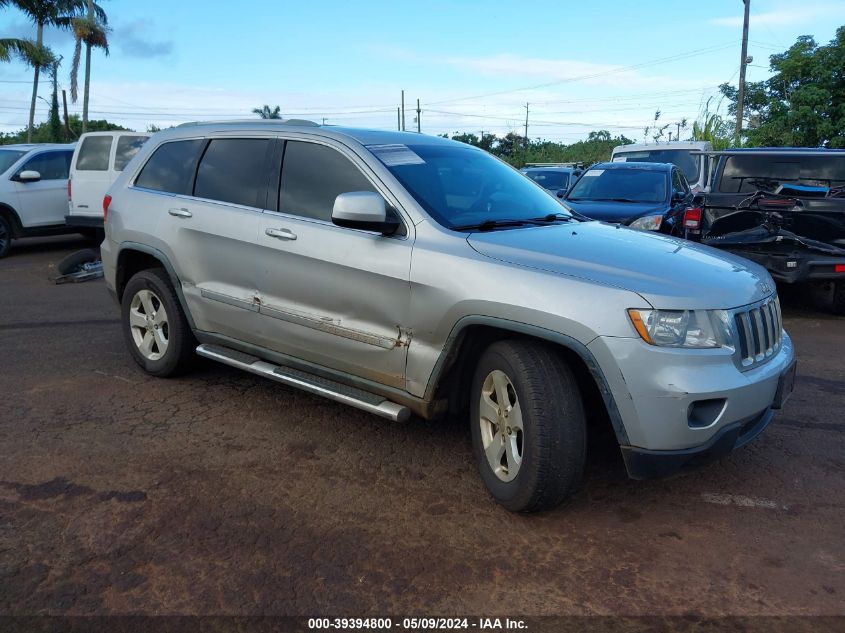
523,170,569,189
0,149,26,174
280,141,378,221
613,149,702,183
567,167,668,203
718,154,845,194
114,136,149,171
370,142,571,229
76,136,112,171
135,140,204,195
21,150,72,180
193,138,272,208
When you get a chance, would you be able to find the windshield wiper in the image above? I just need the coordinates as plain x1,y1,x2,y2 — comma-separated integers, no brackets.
452,219,534,231
529,212,579,223
590,197,641,203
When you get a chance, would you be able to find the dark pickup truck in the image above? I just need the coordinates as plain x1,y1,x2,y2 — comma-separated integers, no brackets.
692,148,845,314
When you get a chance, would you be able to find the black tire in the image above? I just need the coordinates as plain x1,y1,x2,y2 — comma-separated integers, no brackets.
470,340,586,512
0,214,11,259
121,268,196,377
832,280,845,316
56,248,99,275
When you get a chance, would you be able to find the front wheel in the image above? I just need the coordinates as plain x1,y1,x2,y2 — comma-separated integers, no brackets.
0,215,12,258
470,340,586,512
121,268,195,376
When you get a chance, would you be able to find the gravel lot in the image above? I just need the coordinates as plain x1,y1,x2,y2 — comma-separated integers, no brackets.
1,235,843,618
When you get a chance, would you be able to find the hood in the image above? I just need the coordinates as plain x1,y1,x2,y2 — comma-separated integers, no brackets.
563,199,666,223
467,221,775,310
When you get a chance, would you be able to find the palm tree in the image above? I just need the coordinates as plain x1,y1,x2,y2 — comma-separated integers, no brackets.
11,0,101,142
252,105,282,119
0,37,41,62
69,0,108,133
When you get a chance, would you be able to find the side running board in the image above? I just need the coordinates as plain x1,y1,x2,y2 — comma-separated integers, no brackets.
196,344,411,422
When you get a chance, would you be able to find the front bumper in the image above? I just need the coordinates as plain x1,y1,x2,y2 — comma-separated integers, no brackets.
620,407,772,479
587,329,795,459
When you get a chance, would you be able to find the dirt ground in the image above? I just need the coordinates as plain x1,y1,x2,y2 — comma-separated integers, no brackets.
1,235,843,618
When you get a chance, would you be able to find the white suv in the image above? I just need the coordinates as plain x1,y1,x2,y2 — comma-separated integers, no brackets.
0,143,77,258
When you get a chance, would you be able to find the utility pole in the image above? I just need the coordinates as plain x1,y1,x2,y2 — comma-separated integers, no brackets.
735,0,751,145
61,89,72,140
523,102,529,163
397,107,401,131
401,90,406,131
676,121,681,140
416,99,421,133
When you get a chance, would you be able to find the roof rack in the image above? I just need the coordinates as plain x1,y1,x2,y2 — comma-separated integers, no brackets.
176,118,320,128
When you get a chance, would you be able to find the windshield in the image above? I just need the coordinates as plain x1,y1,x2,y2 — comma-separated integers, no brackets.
368,143,571,229
0,149,26,175
567,167,667,203
522,170,569,190
613,149,701,183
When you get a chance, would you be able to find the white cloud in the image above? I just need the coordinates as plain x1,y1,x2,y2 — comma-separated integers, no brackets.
709,1,845,28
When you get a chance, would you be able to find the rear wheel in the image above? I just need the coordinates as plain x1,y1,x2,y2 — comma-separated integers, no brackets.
470,340,587,512
121,268,195,376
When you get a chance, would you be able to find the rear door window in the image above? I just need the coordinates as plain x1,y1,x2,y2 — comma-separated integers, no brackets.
20,150,72,180
718,154,845,193
76,136,112,171
135,139,204,195
194,138,273,208
114,136,149,171
279,141,378,222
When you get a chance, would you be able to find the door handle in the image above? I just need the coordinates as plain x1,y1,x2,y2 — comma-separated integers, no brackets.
265,227,297,240
168,208,192,218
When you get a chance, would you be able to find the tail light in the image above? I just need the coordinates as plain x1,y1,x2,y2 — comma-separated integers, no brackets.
103,194,112,223
836,264,845,273
683,207,702,230
67,177,72,201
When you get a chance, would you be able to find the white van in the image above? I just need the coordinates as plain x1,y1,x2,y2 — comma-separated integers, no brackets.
610,141,712,193
66,131,150,230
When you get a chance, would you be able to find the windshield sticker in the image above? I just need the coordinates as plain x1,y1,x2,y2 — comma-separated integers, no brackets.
368,144,425,166
583,169,604,177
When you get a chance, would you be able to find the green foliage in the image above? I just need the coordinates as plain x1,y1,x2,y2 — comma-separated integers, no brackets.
691,97,732,150
720,26,845,148
445,128,633,167
253,105,282,119
0,115,128,144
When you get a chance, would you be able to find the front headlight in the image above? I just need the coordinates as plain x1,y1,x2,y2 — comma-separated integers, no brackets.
629,214,663,231
627,308,734,349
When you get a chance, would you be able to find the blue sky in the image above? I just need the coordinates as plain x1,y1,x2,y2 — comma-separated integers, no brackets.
2,0,845,141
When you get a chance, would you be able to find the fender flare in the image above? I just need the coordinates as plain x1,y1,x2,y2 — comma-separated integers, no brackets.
424,315,629,444
117,241,197,331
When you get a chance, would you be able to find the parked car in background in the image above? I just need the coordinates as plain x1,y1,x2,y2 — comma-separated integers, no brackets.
562,161,697,235
611,141,712,193
695,147,845,314
0,143,77,258
102,120,795,512
520,163,583,197
66,131,150,235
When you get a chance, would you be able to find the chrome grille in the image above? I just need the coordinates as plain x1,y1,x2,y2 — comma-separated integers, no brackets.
733,296,783,369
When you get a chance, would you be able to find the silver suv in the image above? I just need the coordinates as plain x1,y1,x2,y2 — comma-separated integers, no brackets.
101,121,796,512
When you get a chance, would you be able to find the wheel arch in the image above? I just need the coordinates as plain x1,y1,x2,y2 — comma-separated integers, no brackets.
426,316,629,445
115,242,197,330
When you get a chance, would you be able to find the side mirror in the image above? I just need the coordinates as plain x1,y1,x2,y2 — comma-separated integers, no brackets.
16,170,41,183
556,190,566,198
332,192,399,235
